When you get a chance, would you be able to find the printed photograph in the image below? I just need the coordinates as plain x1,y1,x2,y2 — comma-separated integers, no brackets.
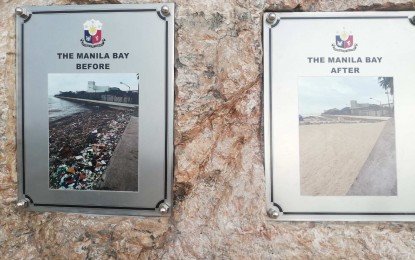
48,73,139,191
298,77,396,196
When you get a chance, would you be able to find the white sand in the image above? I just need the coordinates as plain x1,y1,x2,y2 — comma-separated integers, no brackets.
300,122,386,196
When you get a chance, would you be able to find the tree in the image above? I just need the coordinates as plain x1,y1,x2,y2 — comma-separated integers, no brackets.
378,77,394,115
378,77,393,95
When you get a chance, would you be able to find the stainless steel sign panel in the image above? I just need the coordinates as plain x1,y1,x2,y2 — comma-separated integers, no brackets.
16,4,174,216
264,12,415,221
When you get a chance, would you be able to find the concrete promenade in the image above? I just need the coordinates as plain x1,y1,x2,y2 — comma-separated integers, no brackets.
100,116,139,191
347,119,397,196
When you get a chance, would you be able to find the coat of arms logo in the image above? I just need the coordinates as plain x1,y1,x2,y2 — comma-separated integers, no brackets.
81,19,105,48
332,29,357,52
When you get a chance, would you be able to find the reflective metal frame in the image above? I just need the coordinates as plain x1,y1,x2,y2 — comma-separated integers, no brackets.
16,4,175,216
264,11,415,221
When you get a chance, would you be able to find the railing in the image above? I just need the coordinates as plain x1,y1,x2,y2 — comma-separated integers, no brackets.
55,90,139,105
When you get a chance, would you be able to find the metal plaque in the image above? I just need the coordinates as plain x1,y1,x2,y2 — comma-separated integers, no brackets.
264,12,415,221
16,4,174,216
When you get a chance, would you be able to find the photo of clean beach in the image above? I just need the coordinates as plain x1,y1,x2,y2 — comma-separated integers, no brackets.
298,77,396,196
48,73,139,191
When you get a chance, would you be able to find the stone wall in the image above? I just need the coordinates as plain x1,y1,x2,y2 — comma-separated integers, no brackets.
1,0,415,258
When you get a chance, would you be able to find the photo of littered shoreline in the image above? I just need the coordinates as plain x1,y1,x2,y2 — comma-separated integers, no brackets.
49,105,138,191
48,73,139,192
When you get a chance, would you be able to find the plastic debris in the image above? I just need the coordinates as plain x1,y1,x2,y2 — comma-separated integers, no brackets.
49,108,134,190
66,167,75,174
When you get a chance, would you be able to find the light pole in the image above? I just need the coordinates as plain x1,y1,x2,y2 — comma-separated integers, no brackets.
385,91,391,109
136,74,140,105
370,97,382,116
119,82,131,91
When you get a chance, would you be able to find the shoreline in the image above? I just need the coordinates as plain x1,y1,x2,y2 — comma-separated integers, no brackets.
50,98,138,125
49,105,108,126
49,106,135,190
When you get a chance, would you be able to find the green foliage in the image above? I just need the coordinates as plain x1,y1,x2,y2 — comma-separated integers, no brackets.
378,77,394,95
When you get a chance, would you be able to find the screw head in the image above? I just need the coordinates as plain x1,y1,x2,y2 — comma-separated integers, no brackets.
16,7,24,15
267,208,279,219
15,7,30,19
16,198,30,209
266,13,277,24
161,5,170,16
159,203,170,215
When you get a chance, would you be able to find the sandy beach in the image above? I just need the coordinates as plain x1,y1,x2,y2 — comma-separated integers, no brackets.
300,120,388,196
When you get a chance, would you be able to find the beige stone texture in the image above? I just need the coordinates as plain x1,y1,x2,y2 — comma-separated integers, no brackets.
1,0,415,259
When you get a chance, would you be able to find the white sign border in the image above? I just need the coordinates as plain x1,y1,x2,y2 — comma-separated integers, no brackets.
263,11,415,221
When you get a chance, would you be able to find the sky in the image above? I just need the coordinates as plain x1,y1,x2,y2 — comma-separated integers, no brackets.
298,77,393,116
48,73,139,96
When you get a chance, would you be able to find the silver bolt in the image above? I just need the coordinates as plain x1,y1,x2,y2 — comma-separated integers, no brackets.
159,203,170,215
411,15,415,25
16,198,30,209
16,7,30,19
267,208,279,219
161,5,170,16
266,13,277,24
16,7,24,16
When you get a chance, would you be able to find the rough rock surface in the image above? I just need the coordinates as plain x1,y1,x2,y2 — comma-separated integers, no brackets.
2,0,415,258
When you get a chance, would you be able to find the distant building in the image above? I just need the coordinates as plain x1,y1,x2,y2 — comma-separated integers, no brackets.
87,81,120,93
350,100,370,109
321,100,393,117
323,107,351,116
350,100,392,117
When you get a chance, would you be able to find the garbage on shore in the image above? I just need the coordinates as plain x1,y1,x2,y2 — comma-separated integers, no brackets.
49,108,134,190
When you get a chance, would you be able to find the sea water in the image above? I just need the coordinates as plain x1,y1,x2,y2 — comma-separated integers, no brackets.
48,96,90,122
